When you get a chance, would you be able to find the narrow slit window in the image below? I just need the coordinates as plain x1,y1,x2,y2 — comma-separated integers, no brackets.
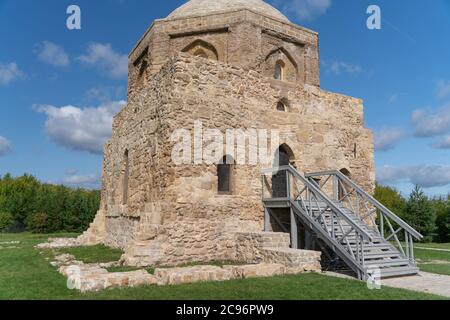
218,155,233,194
274,60,284,80
123,150,129,205
277,101,286,112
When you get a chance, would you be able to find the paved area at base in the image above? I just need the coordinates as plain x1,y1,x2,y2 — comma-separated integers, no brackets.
325,271,450,298
382,272,450,298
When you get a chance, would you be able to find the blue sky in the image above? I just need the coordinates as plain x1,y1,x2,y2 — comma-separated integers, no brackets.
0,0,449,197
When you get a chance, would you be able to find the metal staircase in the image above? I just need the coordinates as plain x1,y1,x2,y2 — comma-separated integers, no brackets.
261,165,423,280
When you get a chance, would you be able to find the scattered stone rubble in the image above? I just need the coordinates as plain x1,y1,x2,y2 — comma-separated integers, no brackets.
36,237,83,249
0,241,21,250
49,252,320,293
38,231,322,292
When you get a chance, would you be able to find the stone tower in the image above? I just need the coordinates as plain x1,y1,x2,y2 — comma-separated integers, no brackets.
79,0,375,267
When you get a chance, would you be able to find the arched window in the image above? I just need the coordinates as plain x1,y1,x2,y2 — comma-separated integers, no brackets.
138,59,148,78
123,150,129,205
218,155,234,194
274,60,285,80
277,101,286,112
182,40,219,61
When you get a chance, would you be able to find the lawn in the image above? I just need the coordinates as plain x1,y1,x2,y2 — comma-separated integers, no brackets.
415,248,450,262
411,243,450,276
419,264,450,276
0,233,447,300
60,245,124,264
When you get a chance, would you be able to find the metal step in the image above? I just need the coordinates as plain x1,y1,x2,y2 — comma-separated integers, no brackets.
364,251,401,258
262,166,422,280
364,259,412,268
377,266,420,278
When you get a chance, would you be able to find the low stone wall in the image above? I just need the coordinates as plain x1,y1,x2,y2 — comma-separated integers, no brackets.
119,230,322,271
41,230,322,292
234,231,322,271
57,258,317,292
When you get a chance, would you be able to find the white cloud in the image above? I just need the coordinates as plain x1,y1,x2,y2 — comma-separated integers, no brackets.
0,136,11,156
436,80,450,100
322,60,362,75
34,100,126,154
62,173,101,188
35,41,70,67
412,104,450,137
378,165,450,188
86,86,126,102
78,43,128,78
277,0,332,21
0,62,24,85
388,94,398,104
374,128,404,151
433,135,450,149
66,168,79,175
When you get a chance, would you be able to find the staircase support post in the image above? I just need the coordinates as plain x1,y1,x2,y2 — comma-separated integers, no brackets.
264,207,270,232
290,208,299,249
333,175,339,201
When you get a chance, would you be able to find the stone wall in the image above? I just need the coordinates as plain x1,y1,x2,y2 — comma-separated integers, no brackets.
127,9,320,96
81,52,374,265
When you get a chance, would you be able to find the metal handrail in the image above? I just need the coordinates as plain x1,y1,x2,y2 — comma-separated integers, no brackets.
261,165,373,241
305,170,423,240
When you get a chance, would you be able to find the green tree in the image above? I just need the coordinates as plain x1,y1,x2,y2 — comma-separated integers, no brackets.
26,212,50,233
0,173,100,233
0,212,13,230
405,186,436,242
434,196,450,242
374,183,407,218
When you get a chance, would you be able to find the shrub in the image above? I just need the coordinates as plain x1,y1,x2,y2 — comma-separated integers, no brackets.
26,212,50,233
0,173,100,234
0,212,13,230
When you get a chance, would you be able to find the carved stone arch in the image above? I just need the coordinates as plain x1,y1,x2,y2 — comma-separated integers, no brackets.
272,144,296,198
276,97,291,112
182,39,219,61
264,47,298,83
275,143,296,166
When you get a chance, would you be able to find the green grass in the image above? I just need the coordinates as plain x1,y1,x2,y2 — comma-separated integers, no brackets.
59,245,124,264
0,233,447,300
419,264,450,276
415,248,450,262
394,242,450,262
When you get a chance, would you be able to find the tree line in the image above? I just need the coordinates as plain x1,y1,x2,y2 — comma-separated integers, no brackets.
375,184,450,243
0,174,100,233
0,173,449,243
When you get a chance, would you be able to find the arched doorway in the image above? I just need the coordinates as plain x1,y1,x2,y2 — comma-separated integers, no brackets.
272,145,293,198
268,145,310,250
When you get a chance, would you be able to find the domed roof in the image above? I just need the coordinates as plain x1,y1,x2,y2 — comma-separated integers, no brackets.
167,0,290,22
